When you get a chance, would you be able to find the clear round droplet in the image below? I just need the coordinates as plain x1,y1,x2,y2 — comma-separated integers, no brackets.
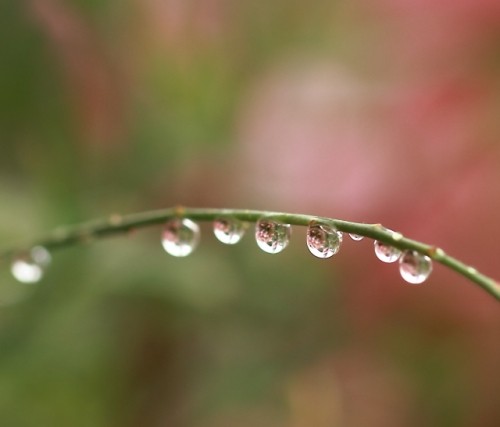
399,250,433,284
161,218,200,257
11,246,51,284
213,217,245,245
374,240,402,263
307,223,342,259
349,233,364,241
255,219,291,254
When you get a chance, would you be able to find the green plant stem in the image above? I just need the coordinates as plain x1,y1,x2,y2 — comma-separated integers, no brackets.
1,207,499,301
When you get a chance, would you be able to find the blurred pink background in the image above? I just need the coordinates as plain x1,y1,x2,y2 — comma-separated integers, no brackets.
1,0,499,426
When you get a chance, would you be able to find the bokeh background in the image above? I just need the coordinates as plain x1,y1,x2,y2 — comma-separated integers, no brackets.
1,0,500,426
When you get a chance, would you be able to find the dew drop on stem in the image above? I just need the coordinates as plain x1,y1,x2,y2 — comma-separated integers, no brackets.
349,233,364,241
213,217,245,245
307,223,342,259
374,240,402,263
161,218,200,257
11,246,51,284
399,250,433,284
255,219,291,254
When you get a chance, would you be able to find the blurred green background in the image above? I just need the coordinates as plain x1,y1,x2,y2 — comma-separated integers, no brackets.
1,1,500,426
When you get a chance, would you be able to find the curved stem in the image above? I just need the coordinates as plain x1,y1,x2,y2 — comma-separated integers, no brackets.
1,207,499,301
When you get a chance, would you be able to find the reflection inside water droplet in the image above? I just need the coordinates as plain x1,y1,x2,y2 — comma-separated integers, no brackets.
307,223,342,259
213,217,245,245
399,250,432,284
374,240,401,263
161,218,200,257
11,246,51,284
255,219,291,254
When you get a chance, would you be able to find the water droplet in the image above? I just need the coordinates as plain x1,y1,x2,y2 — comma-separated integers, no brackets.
161,218,200,257
213,217,245,245
307,224,342,258
399,251,433,284
11,246,51,284
349,233,364,241
255,219,291,254
374,240,402,263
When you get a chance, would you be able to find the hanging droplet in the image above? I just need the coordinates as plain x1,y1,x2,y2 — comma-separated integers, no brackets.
213,217,245,245
307,223,342,259
161,218,200,257
374,240,402,263
11,246,51,284
349,233,364,241
255,218,291,254
399,250,433,284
